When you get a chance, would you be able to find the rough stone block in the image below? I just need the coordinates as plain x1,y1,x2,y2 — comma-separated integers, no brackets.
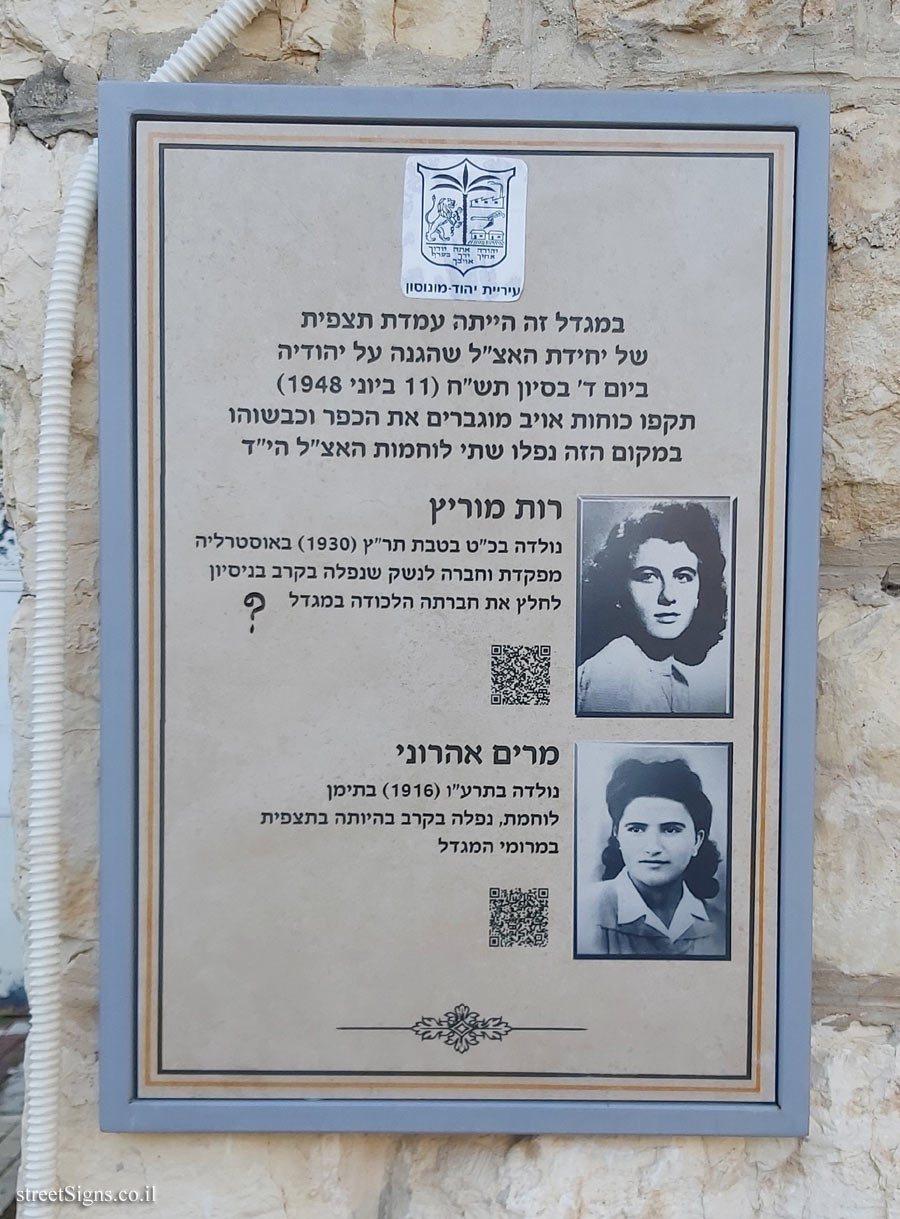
815,592,900,974
280,0,395,57
0,0,222,78
394,0,488,58
576,0,809,44
11,54,97,140
555,0,852,91
824,107,900,544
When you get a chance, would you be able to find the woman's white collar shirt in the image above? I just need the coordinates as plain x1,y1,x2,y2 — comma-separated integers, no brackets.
576,868,727,956
611,868,709,941
576,635,728,714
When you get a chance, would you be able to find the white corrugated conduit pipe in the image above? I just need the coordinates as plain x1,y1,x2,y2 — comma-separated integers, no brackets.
22,2,268,1214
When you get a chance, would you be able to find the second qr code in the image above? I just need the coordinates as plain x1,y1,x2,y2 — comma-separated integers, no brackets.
491,644,551,705
489,888,550,947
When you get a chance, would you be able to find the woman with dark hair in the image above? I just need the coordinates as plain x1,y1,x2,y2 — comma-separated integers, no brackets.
576,501,729,715
577,757,727,957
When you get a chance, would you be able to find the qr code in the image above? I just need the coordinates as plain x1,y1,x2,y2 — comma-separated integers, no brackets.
489,887,549,947
490,644,550,705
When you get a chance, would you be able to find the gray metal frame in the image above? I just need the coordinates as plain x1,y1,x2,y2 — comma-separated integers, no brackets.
98,83,828,1134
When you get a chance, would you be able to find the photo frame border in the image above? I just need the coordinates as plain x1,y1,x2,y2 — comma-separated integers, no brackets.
574,495,737,718
573,740,733,963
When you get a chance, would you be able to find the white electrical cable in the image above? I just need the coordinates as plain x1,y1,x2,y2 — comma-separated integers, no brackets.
22,2,268,1215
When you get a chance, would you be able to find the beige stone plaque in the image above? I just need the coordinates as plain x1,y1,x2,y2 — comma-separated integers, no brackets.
101,90,825,1130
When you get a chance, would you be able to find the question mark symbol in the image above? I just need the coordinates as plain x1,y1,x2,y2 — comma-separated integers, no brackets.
243,591,266,634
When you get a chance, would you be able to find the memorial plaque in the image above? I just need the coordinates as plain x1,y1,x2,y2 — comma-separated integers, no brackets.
98,85,828,1133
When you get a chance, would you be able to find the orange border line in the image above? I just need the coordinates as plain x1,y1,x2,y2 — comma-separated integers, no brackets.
137,123,791,1100
139,1078,762,1094
140,131,162,1091
141,125,790,157
753,142,788,1083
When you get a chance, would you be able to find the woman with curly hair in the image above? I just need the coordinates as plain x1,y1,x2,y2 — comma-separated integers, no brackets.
577,756,727,957
576,500,730,715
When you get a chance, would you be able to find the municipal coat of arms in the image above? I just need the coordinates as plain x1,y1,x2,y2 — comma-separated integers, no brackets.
417,158,516,274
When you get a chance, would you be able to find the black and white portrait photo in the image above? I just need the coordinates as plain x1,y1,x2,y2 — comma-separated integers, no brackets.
576,497,735,716
574,742,731,960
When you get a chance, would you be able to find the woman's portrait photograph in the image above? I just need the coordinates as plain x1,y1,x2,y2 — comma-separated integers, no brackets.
574,742,731,959
576,497,734,716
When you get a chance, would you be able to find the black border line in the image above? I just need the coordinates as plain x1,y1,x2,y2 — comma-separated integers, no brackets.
136,111,800,135
156,145,168,1077
745,151,775,1080
159,143,776,160
773,129,800,1109
129,113,141,1105
140,127,782,1085
155,1068,752,1079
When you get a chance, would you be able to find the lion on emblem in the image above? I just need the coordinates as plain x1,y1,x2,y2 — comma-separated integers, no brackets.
424,195,462,243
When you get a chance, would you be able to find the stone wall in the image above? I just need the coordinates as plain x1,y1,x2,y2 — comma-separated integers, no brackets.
1,2,898,1215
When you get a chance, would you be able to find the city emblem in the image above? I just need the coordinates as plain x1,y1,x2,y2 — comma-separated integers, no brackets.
417,158,516,273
